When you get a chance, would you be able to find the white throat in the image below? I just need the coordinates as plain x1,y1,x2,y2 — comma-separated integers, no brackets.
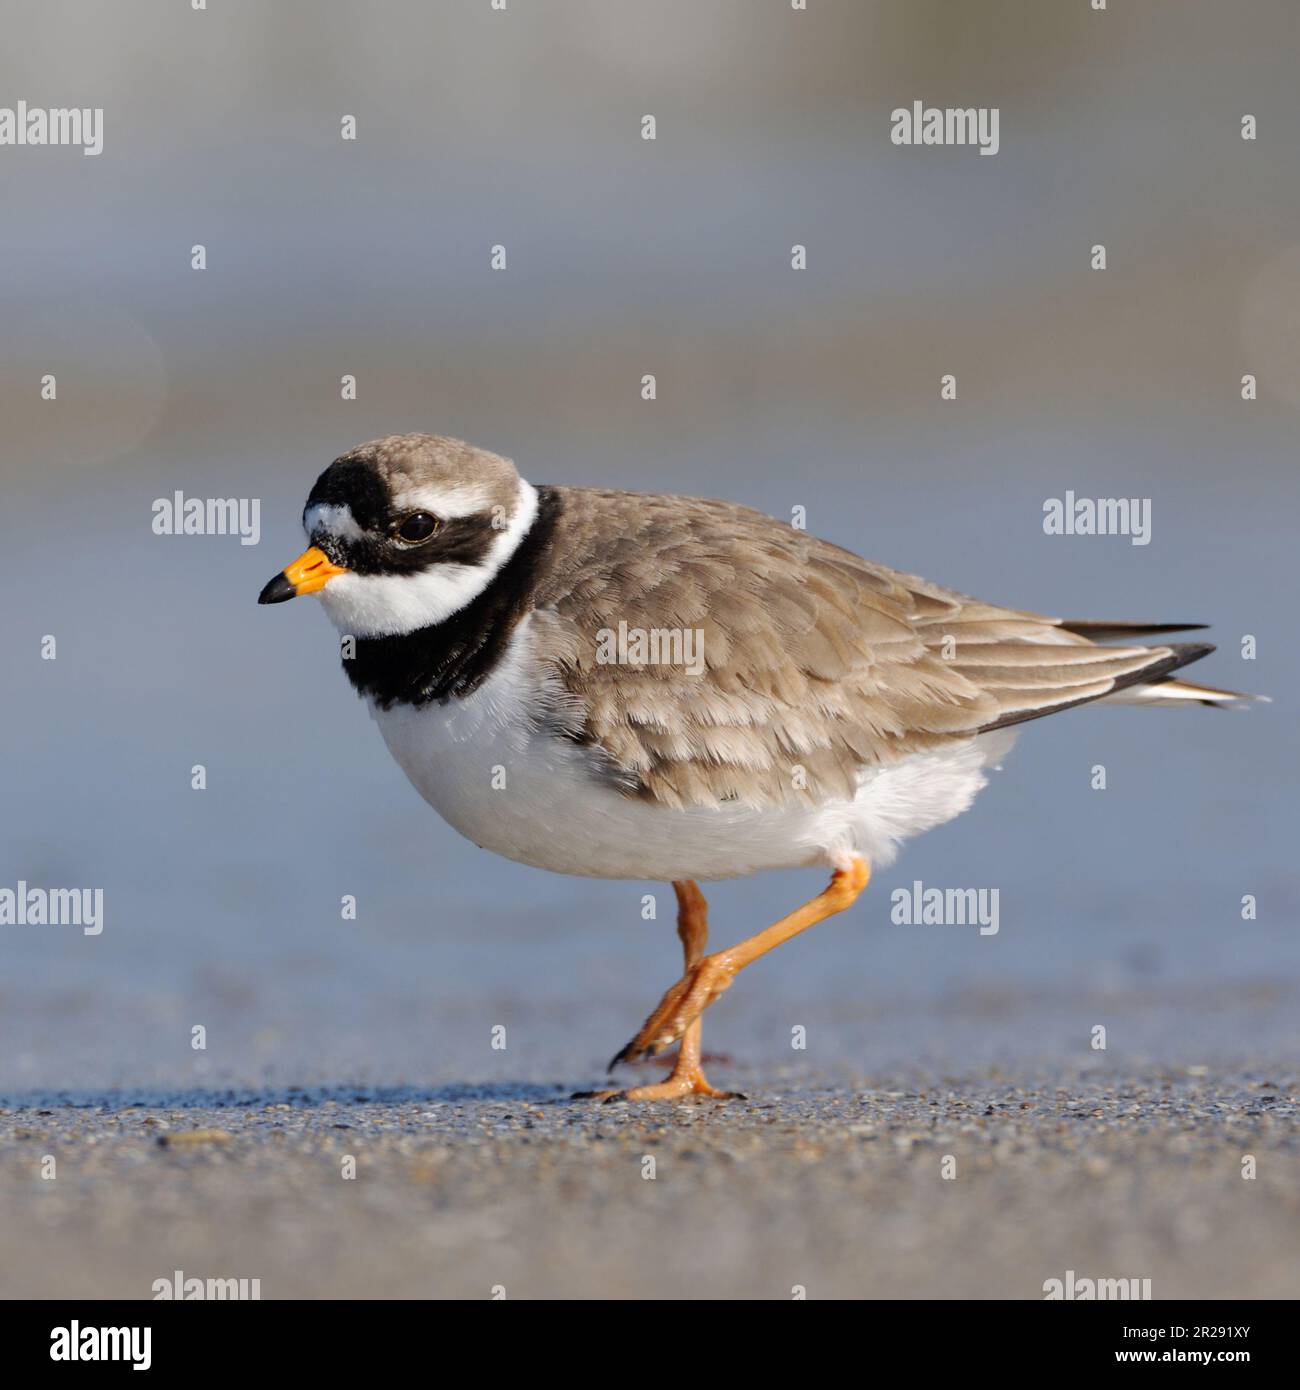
315,478,539,639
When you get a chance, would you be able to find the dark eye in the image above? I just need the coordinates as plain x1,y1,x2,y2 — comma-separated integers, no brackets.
395,511,439,543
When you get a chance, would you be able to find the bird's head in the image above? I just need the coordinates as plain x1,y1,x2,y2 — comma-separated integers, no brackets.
258,433,535,637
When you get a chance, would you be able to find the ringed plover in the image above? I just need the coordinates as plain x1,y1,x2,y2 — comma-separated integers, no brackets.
259,434,1256,1101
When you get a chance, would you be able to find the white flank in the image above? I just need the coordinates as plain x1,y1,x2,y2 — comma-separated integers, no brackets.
371,618,1019,882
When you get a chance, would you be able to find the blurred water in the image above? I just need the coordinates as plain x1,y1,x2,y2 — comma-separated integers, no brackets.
1,0,1297,1090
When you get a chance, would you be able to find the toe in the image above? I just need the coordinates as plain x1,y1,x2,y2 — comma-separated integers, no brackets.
608,957,734,1070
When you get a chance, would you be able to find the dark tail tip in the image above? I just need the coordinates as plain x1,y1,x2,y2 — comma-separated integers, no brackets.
1155,641,1217,676
1060,620,1210,640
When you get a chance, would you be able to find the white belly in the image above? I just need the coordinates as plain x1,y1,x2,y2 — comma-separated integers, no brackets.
370,624,1015,881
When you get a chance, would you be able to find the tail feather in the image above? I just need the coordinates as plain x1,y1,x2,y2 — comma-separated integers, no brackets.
1109,675,1269,708
969,613,1265,730
1058,621,1266,707
1059,619,1209,641
977,642,1220,732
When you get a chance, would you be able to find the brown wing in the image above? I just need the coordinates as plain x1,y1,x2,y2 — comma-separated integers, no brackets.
527,488,1205,810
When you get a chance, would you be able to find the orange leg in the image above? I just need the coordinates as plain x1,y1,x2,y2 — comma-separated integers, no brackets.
576,881,741,1103
609,858,871,1071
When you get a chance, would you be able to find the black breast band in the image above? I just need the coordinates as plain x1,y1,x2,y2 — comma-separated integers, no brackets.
342,487,562,708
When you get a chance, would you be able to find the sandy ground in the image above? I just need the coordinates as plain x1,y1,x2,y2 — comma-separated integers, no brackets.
1,1065,1295,1300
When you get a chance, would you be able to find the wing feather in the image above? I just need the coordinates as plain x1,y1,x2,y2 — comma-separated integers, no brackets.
529,488,1216,810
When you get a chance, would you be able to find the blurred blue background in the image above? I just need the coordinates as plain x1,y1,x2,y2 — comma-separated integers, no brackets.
1,0,1297,1092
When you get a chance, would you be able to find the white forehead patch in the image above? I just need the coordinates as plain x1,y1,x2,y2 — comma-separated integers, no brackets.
303,502,365,542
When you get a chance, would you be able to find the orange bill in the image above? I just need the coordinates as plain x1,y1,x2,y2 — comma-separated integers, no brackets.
258,546,348,604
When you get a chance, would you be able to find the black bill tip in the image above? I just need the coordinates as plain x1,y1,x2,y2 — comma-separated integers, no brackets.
258,572,296,605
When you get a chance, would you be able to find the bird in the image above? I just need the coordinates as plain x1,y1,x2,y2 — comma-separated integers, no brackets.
258,433,1258,1102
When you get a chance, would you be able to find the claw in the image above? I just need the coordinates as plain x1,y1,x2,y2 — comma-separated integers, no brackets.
608,955,737,1070
587,862,870,1103
574,1077,743,1104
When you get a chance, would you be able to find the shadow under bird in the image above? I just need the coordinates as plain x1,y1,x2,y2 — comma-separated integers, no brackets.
259,433,1260,1101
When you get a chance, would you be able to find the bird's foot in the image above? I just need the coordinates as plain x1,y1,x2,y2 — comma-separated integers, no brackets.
607,954,737,1069
574,1058,743,1104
